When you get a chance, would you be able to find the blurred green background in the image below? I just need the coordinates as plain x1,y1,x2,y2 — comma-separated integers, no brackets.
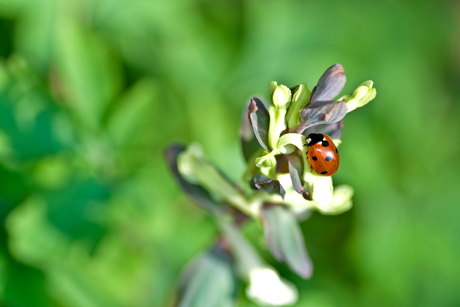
0,0,459,306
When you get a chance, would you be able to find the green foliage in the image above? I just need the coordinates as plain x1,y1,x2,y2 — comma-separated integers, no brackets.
0,0,459,306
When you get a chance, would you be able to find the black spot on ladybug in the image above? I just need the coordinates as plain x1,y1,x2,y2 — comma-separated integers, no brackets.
325,156,332,161
321,171,328,175
336,148,338,153
312,156,318,161
321,140,329,147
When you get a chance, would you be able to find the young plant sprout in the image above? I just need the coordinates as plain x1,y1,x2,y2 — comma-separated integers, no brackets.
165,64,376,306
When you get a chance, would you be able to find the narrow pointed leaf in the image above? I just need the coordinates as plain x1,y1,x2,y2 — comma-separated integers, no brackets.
261,204,313,279
250,175,285,199
310,64,346,103
297,100,347,133
178,244,239,307
164,144,225,212
240,101,262,162
248,97,270,151
287,151,310,200
275,154,289,174
218,219,265,271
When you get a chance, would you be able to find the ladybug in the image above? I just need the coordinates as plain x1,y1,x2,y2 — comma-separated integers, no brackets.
305,133,340,176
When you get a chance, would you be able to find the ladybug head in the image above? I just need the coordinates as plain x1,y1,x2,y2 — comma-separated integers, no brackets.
305,133,324,147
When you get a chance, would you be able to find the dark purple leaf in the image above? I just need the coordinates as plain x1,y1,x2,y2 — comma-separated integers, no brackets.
240,100,263,162
287,151,311,200
178,241,239,307
248,97,270,151
250,175,285,199
303,120,344,139
164,144,226,213
310,64,346,103
275,154,289,174
296,100,347,134
261,204,313,279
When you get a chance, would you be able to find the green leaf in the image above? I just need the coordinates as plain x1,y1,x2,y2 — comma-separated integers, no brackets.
175,144,255,217
14,1,55,70
178,245,239,307
107,79,158,146
46,178,110,246
164,144,226,213
0,61,68,161
55,14,122,129
261,204,313,279
3,259,51,307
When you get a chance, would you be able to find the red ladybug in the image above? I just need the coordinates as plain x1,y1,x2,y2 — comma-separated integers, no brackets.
305,133,339,176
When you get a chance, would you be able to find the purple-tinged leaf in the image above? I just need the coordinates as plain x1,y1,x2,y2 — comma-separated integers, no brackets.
275,154,289,174
178,242,239,307
310,64,346,103
261,204,313,279
287,151,311,200
248,97,270,151
296,100,347,134
303,120,344,139
250,175,285,199
240,100,263,162
164,144,225,213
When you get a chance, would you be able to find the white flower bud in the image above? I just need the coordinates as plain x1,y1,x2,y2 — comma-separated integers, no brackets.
246,267,298,306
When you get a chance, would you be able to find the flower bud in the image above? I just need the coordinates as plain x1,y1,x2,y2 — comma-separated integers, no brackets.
268,81,292,109
286,83,311,130
340,80,376,113
315,185,353,215
309,175,334,207
303,171,334,207
267,81,292,149
246,267,298,306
